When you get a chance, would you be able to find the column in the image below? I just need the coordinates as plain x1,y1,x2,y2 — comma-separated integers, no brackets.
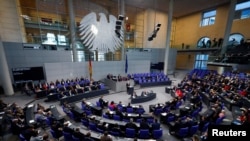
120,0,125,61
67,0,77,62
163,0,174,75
0,36,14,96
220,0,237,55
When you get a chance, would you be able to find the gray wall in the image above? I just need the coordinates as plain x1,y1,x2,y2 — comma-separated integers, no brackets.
3,42,176,83
44,60,150,82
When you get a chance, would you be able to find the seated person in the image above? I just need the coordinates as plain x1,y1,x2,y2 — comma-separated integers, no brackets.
118,74,122,81
169,118,186,134
63,122,73,134
21,125,38,141
127,102,132,108
139,118,150,130
72,127,85,139
109,101,116,110
125,118,138,132
30,131,49,141
62,102,72,114
11,118,26,135
110,123,124,136
136,105,145,114
35,109,47,125
117,101,123,109
100,131,113,141
99,96,108,108
151,118,161,130
132,92,138,99
114,107,123,120
141,91,147,96
84,132,95,141
51,121,63,138
97,122,108,132
104,109,113,119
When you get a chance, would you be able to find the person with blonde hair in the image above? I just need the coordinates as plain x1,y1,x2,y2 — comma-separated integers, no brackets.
192,134,201,141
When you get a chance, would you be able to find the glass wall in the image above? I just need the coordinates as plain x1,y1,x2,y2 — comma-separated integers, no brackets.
17,0,145,61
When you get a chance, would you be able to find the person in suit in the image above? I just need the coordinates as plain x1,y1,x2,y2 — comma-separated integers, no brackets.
110,123,123,136
63,122,73,134
169,118,185,135
151,118,161,130
11,118,26,135
139,118,150,130
72,127,85,140
84,132,95,141
97,122,108,132
198,116,208,131
99,96,108,108
21,125,38,141
114,107,123,120
50,121,63,138
125,118,138,132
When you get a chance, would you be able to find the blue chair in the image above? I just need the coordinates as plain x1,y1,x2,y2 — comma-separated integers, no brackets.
154,108,163,116
175,127,189,138
96,101,101,107
68,111,75,120
109,131,120,137
137,108,145,114
50,129,61,140
19,134,27,141
103,114,109,119
191,109,200,119
215,116,225,125
189,124,199,136
72,135,80,141
147,118,154,124
96,127,104,134
139,129,150,139
200,122,209,133
126,107,134,113
81,103,86,110
136,118,142,123
89,122,97,132
113,115,121,121
85,110,92,116
126,128,136,138
166,115,175,126
45,117,52,126
152,129,163,139
62,131,72,141
81,119,89,128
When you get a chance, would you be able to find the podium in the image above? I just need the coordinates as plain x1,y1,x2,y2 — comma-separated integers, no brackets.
127,86,134,95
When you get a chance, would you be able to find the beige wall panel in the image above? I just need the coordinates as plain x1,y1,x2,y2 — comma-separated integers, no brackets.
144,9,168,48
176,54,195,70
0,0,22,42
232,19,250,38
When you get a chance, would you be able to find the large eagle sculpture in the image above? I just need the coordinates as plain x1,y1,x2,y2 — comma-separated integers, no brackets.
79,12,124,53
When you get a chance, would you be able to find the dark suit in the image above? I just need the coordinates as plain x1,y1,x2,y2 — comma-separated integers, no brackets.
63,126,73,134
51,123,63,138
151,122,161,130
125,122,138,131
140,121,150,130
72,131,85,140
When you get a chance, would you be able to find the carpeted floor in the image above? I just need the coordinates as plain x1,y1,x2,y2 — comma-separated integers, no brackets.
0,69,234,141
